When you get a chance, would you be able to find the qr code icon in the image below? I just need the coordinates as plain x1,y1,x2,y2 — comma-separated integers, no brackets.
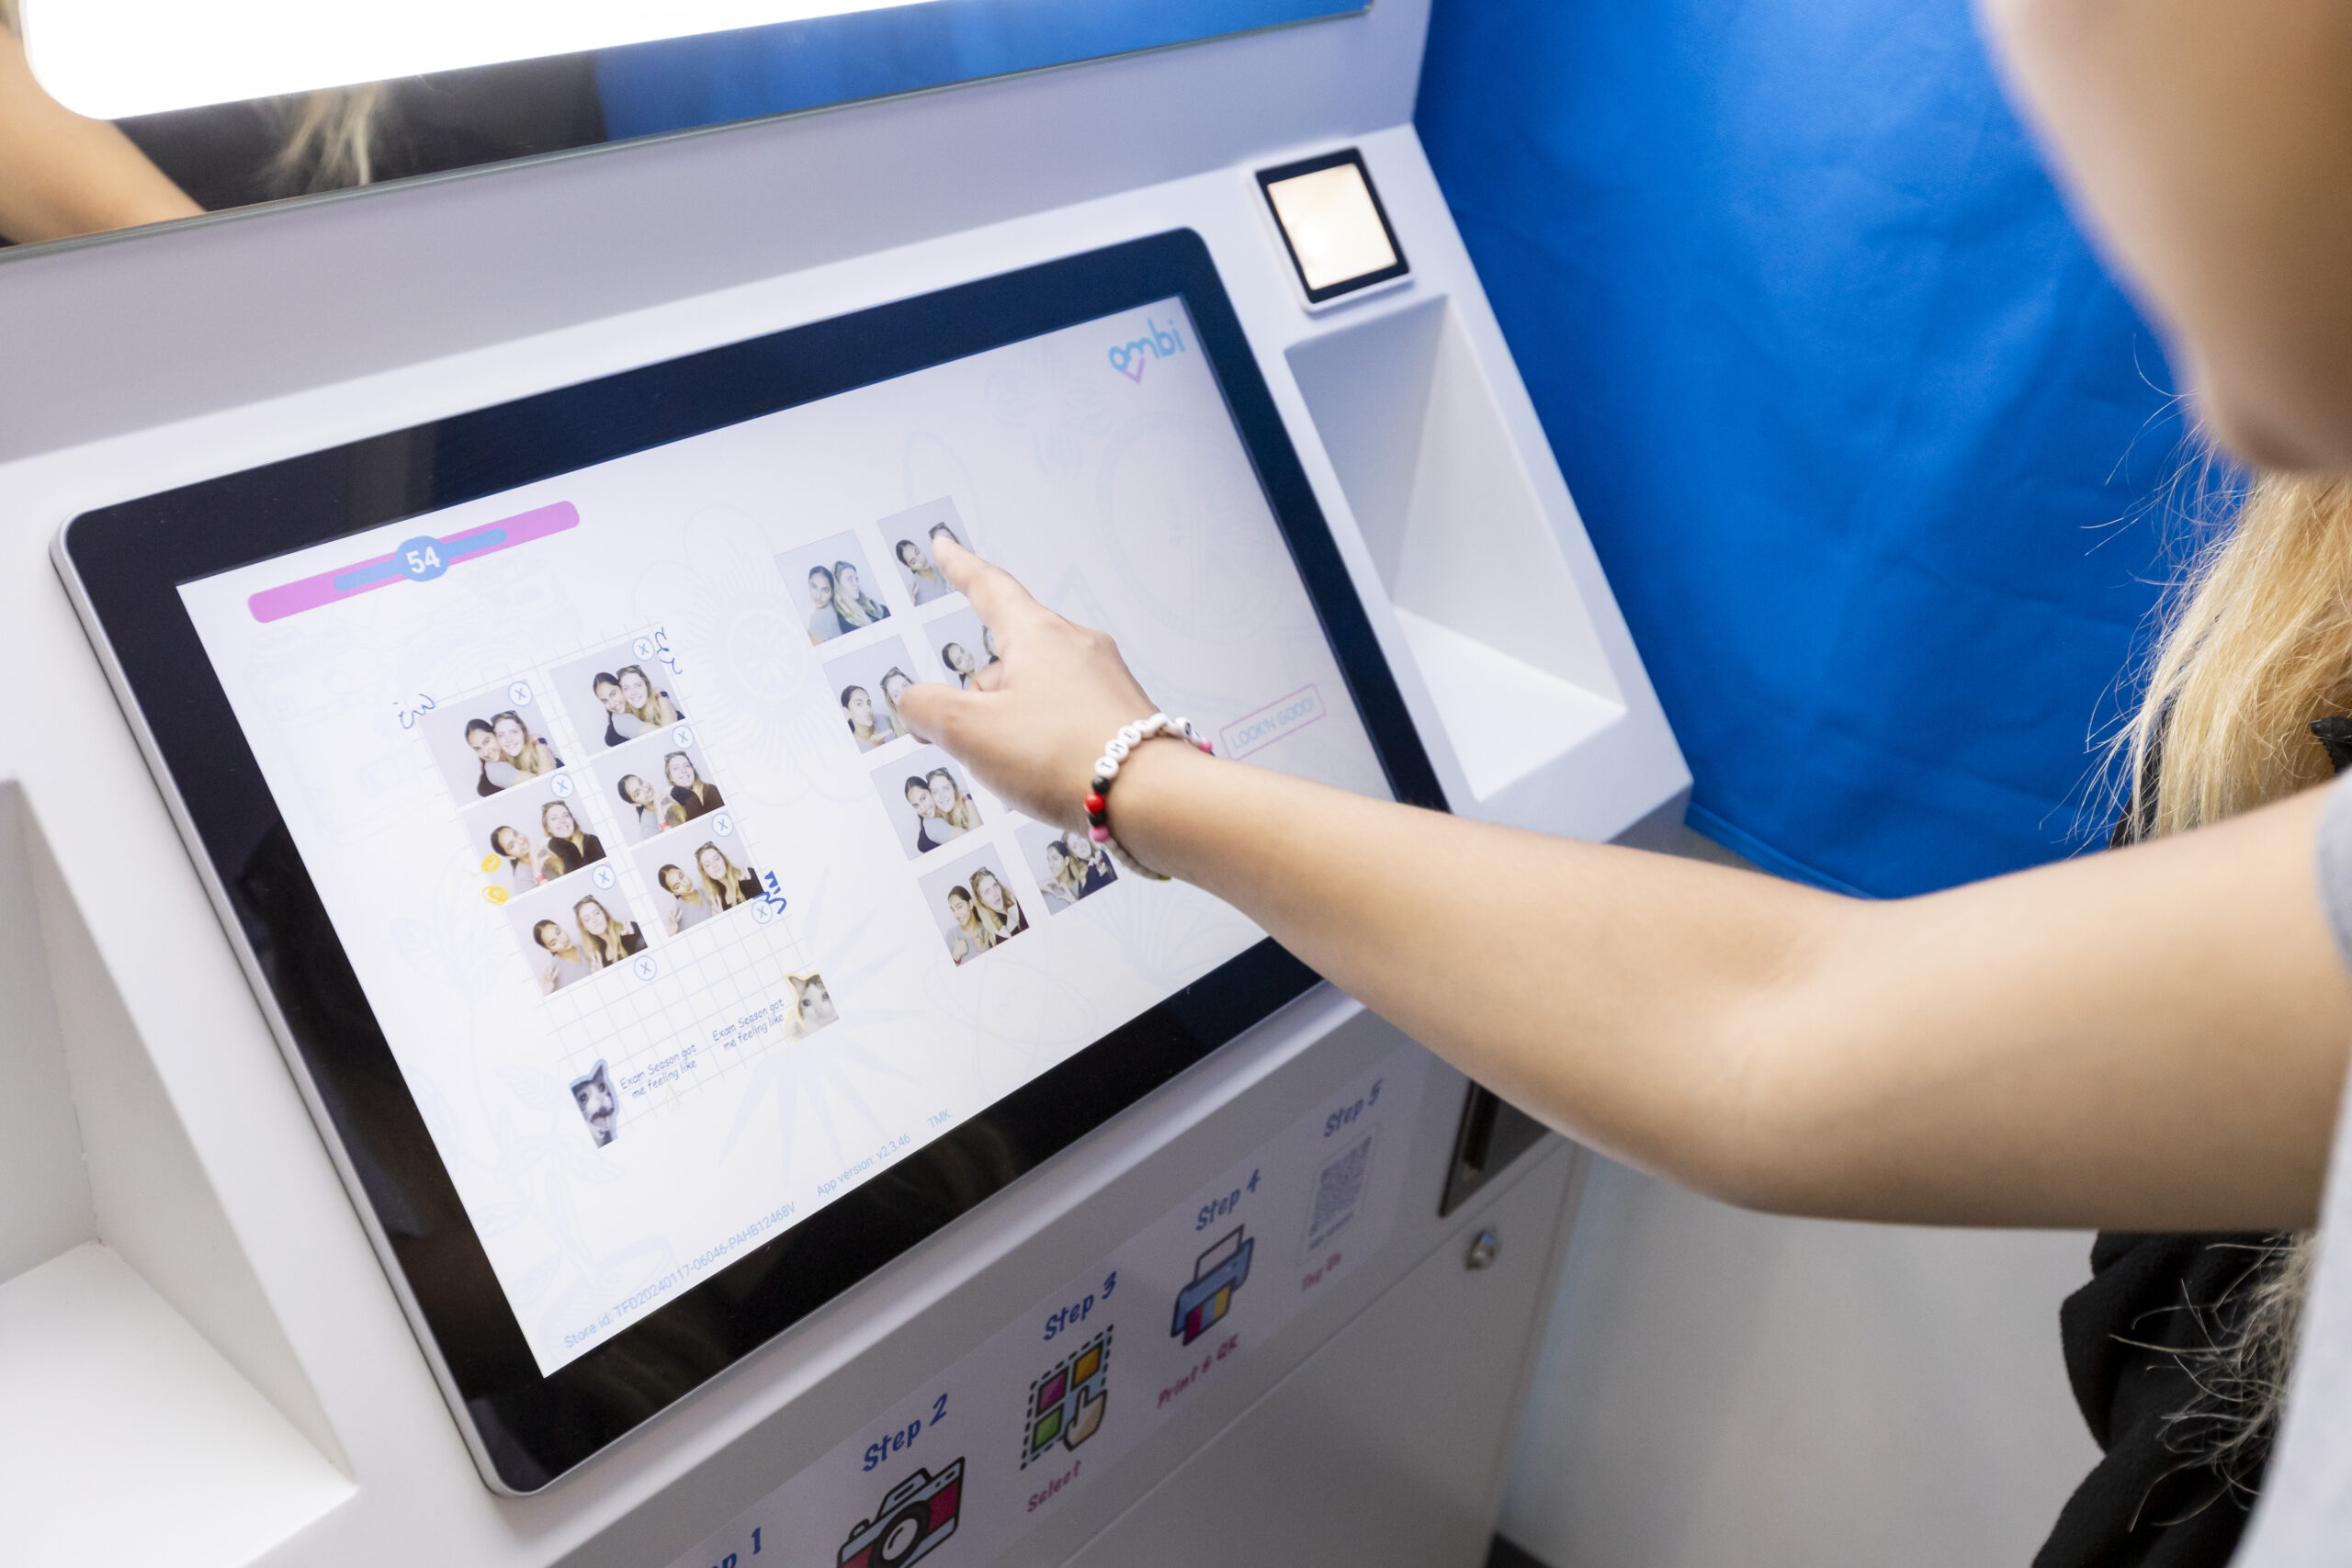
1304,1129,1376,1255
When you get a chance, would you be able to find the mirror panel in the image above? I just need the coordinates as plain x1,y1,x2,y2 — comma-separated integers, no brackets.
0,0,1363,251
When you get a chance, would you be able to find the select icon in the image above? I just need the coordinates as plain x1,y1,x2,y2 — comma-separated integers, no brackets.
1023,1328,1110,1468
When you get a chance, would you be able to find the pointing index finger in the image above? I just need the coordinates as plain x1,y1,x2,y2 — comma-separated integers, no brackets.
931,536,1045,644
894,672,961,747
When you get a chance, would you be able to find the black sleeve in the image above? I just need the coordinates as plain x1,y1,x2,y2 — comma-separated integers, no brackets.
2035,1231,2276,1568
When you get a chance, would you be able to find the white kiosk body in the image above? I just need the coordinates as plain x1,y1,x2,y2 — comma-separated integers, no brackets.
0,4,1688,1564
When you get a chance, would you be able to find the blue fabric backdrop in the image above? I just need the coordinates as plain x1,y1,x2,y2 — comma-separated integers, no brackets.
1417,1,2187,897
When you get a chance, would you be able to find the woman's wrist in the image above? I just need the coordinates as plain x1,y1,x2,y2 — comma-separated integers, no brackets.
1079,714,1213,878
1097,736,1214,878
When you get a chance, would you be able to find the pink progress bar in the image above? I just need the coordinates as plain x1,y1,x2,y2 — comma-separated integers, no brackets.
246,500,579,624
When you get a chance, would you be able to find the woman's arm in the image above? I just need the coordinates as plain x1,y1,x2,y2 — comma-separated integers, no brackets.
0,28,198,243
899,540,2352,1232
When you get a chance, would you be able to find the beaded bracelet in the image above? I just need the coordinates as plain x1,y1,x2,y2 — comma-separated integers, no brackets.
1084,712,1213,880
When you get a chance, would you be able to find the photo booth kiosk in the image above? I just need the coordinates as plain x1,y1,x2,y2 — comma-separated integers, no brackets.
0,3,1688,1563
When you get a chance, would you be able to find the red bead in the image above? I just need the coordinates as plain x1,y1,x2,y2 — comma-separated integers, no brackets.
1083,792,1105,814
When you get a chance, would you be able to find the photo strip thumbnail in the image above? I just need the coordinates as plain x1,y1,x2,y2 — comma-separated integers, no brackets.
463,772,606,899
776,529,895,647
918,846,1031,966
1013,820,1118,914
548,637,686,751
920,603,999,691
630,823,767,938
871,745,986,860
786,970,838,1041
509,880,653,995
597,733,726,841
821,635,923,754
420,679,566,807
879,496,979,608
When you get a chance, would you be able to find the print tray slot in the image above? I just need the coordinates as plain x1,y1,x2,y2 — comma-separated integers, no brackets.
1287,296,1629,814
0,782,351,1562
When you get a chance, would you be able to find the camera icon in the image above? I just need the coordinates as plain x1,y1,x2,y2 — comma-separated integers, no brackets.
838,1458,964,1568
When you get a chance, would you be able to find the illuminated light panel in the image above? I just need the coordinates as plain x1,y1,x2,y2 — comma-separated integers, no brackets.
1263,161,1396,292
21,0,929,120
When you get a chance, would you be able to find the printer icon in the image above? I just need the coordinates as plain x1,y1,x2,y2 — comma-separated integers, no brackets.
1171,1226,1253,1346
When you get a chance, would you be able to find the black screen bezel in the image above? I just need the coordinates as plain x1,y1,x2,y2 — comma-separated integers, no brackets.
1254,147,1411,305
60,228,1446,1491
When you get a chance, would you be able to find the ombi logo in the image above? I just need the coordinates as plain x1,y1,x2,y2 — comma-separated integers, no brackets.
1107,317,1186,383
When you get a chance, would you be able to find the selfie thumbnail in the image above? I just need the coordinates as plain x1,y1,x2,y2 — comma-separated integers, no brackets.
631,828,766,938
548,638,687,751
510,883,653,994
598,735,725,841
823,636,923,753
873,746,986,860
878,497,978,608
1013,820,1117,913
463,772,606,898
919,847,1031,966
420,679,567,808
779,530,896,647
920,604,998,691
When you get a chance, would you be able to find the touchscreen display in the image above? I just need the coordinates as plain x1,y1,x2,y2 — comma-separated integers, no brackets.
175,298,1391,1375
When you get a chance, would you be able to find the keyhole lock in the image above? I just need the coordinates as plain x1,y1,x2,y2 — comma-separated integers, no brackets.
1465,1227,1500,1271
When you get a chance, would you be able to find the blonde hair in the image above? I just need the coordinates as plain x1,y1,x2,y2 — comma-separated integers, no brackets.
695,843,750,910
2113,470,2352,1488
929,769,978,832
492,711,555,778
969,868,1020,939
2120,473,2352,836
616,665,678,729
269,85,385,194
0,6,380,195
572,897,628,967
1049,840,1089,901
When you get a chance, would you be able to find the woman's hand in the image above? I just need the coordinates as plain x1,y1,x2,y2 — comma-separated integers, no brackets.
897,538,1164,829
888,536,2352,1233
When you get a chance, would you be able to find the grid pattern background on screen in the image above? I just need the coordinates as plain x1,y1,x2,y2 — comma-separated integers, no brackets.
545,902,814,1128
414,622,815,1137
